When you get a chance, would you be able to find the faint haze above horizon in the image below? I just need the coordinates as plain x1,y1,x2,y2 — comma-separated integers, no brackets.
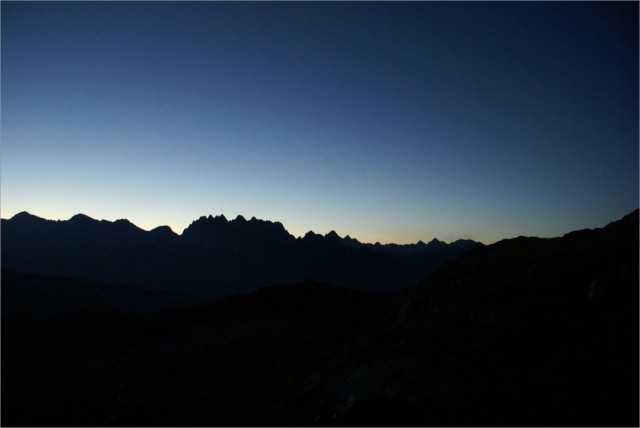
1,2,638,245
2,208,639,247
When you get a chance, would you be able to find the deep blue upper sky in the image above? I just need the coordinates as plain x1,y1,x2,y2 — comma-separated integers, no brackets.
2,2,638,243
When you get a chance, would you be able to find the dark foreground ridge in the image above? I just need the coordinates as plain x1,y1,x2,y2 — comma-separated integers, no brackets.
1,212,481,297
1,209,638,426
1,269,203,315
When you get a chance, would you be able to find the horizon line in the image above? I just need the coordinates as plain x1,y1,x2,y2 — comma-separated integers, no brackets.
1,209,489,246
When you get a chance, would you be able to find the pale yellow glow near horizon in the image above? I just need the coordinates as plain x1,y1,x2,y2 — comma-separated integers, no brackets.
0,206,498,245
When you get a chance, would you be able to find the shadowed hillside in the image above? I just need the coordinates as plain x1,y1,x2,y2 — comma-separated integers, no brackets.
1,270,205,314
2,280,393,426
288,209,639,426
1,210,637,426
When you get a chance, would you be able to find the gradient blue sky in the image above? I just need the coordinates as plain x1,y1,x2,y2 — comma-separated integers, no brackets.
2,2,638,244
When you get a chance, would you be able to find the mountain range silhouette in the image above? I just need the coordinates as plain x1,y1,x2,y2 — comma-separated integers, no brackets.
1,209,637,426
1,212,482,297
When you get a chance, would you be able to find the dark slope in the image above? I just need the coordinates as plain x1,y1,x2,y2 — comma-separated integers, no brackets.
2,211,635,426
1,269,204,314
1,212,481,297
284,209,639,426
2,212,179,291
2,281,392,427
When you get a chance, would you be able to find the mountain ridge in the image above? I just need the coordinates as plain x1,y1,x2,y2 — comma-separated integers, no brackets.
272,208,639,426
1,211,482,297
2,210,475,247
2,209,636,426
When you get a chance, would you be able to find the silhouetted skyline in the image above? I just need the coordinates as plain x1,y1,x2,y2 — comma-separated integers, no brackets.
3,208,638,426
2,2,637,244
1,210,482,297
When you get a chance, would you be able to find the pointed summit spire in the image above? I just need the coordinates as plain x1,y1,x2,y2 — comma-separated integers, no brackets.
325,230,341,240
427,237,446,248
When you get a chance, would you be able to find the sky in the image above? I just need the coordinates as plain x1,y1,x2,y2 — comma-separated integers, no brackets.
1,2,638,244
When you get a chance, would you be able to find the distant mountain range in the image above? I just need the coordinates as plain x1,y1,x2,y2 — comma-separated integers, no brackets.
1,212,482,297
2,209,637,426
302,208,639,426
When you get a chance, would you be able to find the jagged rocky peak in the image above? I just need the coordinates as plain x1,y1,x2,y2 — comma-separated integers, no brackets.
303,230,320,239
182,213,292,242
214,214,228,222
183,215,227,236
325,230,341,240
251,217,288,234
200,214,227,222
343,234,360,243
237,215,286,232
192,214,228,225
427,237,447,248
